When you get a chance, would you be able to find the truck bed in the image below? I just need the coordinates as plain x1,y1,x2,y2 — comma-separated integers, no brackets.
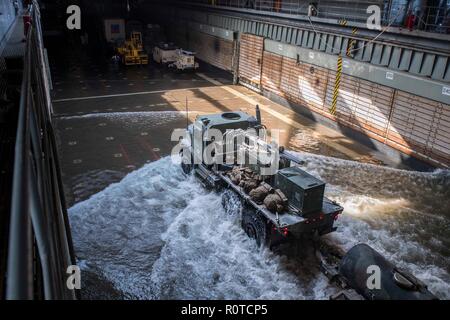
194,164,342,229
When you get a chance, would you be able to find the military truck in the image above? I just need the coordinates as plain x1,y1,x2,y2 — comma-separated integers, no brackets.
180,108,343,247
179,106,437,300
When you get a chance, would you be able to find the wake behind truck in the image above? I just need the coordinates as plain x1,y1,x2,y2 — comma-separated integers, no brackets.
179,106,437,300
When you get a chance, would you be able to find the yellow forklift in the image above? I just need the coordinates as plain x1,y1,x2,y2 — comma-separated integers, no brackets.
116,32,149,65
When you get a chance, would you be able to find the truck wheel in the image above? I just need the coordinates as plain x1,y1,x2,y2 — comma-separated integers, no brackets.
181,162,192,174
221,190,242,216
180,150,192,174
242,209,268,247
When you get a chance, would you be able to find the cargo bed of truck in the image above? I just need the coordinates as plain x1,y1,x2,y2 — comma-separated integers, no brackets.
194,164,343,232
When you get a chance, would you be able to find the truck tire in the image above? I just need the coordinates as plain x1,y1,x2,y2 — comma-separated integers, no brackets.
181,162,192,175
180,150,192,174
241,209,268,247
221,190,242,216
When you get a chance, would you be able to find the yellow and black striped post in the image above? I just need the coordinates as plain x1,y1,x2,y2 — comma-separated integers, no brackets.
338,19,347,26
330,55,342,115
346,27,358,57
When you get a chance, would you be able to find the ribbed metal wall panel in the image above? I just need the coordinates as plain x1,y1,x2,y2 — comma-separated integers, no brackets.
0,1,17,49
261,51,283,96
238,33,264,89
387,92,450,165
258,51,450,167
281,56,329,112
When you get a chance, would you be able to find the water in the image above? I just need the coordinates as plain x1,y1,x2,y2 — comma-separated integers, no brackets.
292,152,450,298
68,154,450,299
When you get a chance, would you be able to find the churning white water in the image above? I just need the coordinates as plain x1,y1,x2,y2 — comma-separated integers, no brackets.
291,152,450,299
68,154,450,299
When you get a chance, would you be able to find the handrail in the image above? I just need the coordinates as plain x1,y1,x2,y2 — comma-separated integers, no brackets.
6,24,33,300
5,1,77,300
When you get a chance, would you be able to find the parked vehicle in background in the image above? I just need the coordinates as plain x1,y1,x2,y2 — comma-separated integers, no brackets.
169,49,199,71
152,42,178,64
116,31,149,65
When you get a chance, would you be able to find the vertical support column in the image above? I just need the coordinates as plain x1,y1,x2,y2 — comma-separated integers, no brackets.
232,33,240,84
346,27,358,58
330,54,342,115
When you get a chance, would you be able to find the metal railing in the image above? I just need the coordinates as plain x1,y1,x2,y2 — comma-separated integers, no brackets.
187,0,450,34
5,1,76,300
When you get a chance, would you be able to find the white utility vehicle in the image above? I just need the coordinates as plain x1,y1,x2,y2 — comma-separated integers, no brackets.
168,49,199,71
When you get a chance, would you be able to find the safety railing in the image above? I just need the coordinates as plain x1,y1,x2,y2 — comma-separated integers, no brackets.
5,1,76,300
186,0,450,34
